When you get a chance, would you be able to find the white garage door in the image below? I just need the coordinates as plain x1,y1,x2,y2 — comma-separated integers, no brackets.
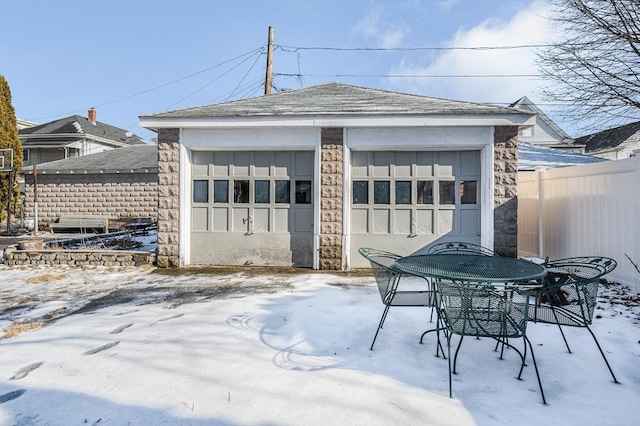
350,151,481,268
190,151,314,267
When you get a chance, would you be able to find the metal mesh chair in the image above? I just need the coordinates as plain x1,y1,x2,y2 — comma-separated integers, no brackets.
529,256,619,383
359,248,436,350
437,279,546,404
427,242,498,257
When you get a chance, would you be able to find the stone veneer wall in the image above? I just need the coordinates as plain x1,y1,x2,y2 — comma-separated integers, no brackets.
319,128,344,270
22,173,157,228
2,247,156,267
493,126,519,257
156,128,181,267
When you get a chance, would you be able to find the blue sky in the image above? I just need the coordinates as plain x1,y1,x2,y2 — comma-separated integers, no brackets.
2,0,579,142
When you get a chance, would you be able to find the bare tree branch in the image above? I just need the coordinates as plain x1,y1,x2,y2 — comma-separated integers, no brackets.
537,0,640,131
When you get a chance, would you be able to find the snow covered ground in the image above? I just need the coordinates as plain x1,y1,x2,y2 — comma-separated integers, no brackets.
0,265,638,426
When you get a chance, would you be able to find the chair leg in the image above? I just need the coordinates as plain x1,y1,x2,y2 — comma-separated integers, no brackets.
492,337,527,368
585,324,620,384
550,306,572,353
447,333,453,398
420,325,447,359
495,337,506,359
452,336,464,374
370,305,391,350
524,336,547,405
429,291,438,324
517,338,528,378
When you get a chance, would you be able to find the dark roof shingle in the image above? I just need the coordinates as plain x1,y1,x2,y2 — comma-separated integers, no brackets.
575,121,640,153
21,144,157,174
20,115,147,145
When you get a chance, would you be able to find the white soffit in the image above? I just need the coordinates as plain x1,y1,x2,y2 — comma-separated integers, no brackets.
140,114,535,130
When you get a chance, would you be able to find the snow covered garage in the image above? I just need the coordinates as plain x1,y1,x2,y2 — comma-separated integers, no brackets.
140,83,533,269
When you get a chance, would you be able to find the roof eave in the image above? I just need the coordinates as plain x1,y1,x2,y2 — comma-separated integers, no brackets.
140,113,535,130
21,168,158,175
20,133,130,148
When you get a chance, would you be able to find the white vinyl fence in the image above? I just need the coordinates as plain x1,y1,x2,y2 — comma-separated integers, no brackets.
518,156,640,288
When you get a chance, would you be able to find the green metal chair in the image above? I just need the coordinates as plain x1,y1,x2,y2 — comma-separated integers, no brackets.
427,242,498,257
529,256,619,383
437,279,546,404
358,248,437,350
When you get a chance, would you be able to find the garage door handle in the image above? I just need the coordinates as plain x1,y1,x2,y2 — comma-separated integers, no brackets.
243,216,254,235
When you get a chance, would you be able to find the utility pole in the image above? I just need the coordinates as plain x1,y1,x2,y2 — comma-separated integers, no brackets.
264,26,274,95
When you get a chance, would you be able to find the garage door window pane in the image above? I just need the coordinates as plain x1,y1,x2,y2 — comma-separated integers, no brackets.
255,180,270,203
275,180,290,203
439,181,455,205
395,181,411,204
417,181,433,204
193,180,208,203
461,180,477,204
374,181,390,204
214,180,228,203
353,181,368,204
295,180,312,204
234,180,249,203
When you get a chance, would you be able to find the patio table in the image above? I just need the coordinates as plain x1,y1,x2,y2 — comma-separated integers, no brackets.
394,253,548,404
394,253,546,346
394,254,547,283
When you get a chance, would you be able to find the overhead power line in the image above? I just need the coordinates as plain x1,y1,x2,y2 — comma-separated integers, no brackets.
277,43,591,52
34,47,265,121
161,49,264,112
275,73,541,79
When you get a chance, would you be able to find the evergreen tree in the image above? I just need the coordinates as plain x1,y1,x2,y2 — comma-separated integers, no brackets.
0,75,23,223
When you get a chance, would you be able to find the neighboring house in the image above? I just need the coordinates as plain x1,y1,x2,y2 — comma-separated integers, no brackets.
19,108,147,167
509,97,584,153
17,118,37,130
575,121,640,160
140,82,536,269
21,144,158,229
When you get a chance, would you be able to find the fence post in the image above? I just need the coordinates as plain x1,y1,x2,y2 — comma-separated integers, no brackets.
534,167,546,259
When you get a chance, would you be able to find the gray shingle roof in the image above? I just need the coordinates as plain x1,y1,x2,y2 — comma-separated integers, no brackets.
143,82,529,119
575,121,640,153
20,144,157,174
20,115,147,145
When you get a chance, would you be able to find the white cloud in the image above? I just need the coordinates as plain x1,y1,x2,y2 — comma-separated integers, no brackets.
354,6,408,48
390,0,555,105
436,0,461,12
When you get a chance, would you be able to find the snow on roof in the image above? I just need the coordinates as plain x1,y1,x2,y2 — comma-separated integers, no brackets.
518,142,606,171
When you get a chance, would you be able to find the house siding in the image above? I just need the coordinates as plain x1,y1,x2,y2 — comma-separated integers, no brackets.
156,128,181,267
494,126,519,257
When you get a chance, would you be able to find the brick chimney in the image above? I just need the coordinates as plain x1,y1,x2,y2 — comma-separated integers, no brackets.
88,107,97,124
